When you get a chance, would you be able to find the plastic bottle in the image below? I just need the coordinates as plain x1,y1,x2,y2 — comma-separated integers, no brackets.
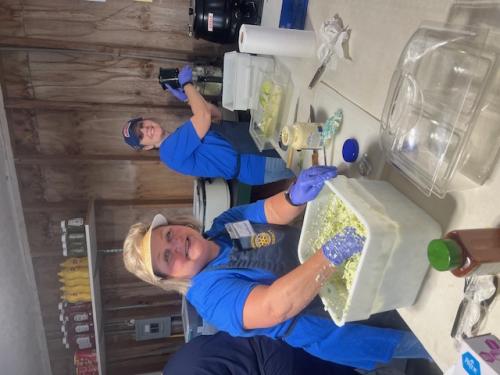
427,228,500,277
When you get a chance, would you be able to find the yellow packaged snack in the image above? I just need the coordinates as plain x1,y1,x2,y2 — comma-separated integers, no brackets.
60,257,88,268
62,291,91,303
59,278,90,287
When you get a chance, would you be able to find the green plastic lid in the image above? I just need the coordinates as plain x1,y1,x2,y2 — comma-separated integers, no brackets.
427,239,463,271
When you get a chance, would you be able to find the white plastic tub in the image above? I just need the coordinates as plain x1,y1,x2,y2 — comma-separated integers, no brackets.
298,176,441,326
222,51,273,111
193,178,230,232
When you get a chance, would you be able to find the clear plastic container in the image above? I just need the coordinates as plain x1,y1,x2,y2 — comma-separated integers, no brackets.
222,52,273,111
380,22,496,198
249,63,294,151
298,176,441,326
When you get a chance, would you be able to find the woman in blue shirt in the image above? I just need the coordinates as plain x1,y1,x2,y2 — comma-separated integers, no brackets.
122,65,293,185
123,166,430,370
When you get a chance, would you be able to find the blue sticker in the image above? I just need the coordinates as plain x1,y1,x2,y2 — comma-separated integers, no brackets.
462,352,481,375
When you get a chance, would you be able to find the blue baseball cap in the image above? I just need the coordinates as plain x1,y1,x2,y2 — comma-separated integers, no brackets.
122,117,144,150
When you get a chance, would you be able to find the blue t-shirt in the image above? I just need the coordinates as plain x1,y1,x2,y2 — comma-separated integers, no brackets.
186,200,292,338
160,120,266,184
185,200,404,370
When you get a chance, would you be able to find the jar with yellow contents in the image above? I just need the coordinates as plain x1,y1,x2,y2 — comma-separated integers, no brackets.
281,122,324,150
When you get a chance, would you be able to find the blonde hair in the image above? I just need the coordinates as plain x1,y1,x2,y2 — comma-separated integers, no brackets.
123,215,202,295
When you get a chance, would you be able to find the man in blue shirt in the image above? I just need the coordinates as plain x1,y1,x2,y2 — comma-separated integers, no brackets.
122,65,294,185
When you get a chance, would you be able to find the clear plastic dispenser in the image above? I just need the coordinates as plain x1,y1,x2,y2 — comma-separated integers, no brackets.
380,22,497,198
249,61,294,151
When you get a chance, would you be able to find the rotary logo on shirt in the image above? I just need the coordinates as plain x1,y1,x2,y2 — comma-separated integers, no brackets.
225,221,277,250
251,230,276,248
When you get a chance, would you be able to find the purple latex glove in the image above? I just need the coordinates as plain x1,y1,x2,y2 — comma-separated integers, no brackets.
322,227,365,266
288,166,337,206
178,65,193,87
163,83,188,102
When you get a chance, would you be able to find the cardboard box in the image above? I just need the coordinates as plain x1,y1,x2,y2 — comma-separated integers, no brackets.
453,334,500,375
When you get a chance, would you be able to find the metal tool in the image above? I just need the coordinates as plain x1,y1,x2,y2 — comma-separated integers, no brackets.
309,24,349,90
308,49,333,89
285,96,300,168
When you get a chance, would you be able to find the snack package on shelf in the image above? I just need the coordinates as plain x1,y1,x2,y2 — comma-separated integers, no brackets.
63,332,96,351
61,217,87,256
60,257,89,268
74,349,99,374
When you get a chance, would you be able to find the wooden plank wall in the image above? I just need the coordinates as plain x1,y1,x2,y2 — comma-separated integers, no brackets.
0,0,224,374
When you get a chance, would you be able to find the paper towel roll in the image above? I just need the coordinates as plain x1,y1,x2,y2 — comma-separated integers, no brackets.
239,24,316,58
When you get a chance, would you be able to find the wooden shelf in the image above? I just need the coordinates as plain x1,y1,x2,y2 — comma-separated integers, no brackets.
85,199,106,375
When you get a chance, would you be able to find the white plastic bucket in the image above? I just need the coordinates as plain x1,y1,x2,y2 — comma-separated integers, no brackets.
298,176,441,326
193,178,231,232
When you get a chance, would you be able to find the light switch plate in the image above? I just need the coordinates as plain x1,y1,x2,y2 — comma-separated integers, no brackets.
135,317,171,341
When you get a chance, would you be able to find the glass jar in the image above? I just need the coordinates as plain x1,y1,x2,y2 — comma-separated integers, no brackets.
281,122,324,150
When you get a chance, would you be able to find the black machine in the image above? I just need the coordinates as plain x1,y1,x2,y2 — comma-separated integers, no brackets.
158,65,223,98
188,0,263,44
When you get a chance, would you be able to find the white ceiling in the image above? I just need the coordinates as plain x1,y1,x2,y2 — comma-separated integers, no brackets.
0,86,51,374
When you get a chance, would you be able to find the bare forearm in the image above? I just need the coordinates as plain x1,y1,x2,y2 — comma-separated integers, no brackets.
269,250,333,318
185,84,210,116
207,102,222,122
264,191,303,225
243,250,334,329
185,83,211,137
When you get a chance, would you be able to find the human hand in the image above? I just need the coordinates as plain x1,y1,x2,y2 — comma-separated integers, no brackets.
322,227,365,266
287,166,337,206
162,83,188,102
178,65,193,88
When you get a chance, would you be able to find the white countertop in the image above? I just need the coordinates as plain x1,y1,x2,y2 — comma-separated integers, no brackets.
260,0,500,371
